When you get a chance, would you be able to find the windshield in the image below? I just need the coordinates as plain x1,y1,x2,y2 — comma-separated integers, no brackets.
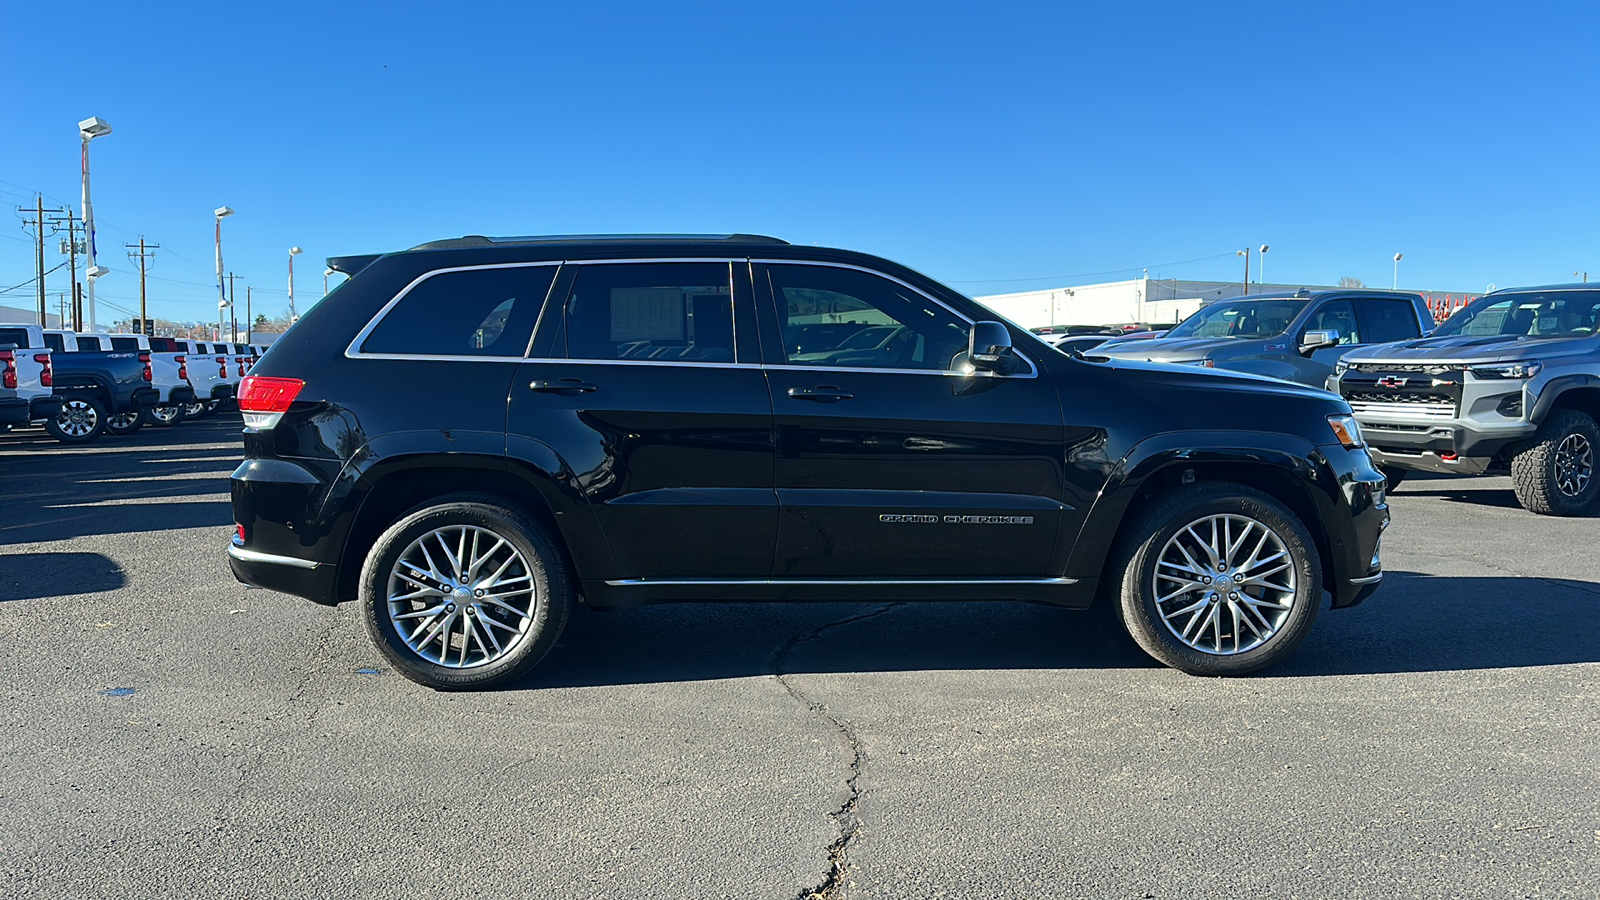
1434,290,1600,339
1165,298,1308,339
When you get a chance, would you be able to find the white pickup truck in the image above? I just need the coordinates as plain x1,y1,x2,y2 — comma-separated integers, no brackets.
102,333,199,431
0,323,62,431
165,340,237,418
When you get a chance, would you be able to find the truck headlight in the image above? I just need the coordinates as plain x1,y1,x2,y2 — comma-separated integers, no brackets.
1327,414,1365,449
1335,360,1351,375
1471,360,1542,379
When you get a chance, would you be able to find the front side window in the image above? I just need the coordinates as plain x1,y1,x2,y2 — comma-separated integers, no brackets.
1302,300,1360,345
564,262,736,363
361,265,555,357
767,264,969,371
1166,299,1308,339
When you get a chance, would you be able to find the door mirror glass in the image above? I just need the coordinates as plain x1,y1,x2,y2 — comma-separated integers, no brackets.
968,321,1018,375
1299,329,1340,353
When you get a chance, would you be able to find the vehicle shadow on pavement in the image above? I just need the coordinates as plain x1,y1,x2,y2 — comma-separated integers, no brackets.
1277,570,1600,676
0,552,126,602
521,599,1158,690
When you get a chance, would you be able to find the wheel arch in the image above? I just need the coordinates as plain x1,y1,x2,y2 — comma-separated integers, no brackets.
1531,375,1600,424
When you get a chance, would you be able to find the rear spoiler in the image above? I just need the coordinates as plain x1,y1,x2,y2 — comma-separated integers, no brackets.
327,254,381,277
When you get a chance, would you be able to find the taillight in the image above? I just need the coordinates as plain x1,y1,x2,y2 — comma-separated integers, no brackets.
237,375,304,430
139,351,152,382
34,354,52,388
0,350,14,390
237,357,247,377
234,524,246,545
176,354,188,382
217,356,227,378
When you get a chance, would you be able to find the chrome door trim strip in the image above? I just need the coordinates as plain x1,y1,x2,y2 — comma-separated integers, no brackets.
604,576,1077,587
228,544,322,570
344,260,564,361
1348,573,1383,585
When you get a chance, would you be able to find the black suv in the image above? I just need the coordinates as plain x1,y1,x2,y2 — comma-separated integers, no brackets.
229,234,1389,689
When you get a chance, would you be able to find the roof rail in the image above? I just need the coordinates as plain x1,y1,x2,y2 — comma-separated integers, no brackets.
408,233,789,251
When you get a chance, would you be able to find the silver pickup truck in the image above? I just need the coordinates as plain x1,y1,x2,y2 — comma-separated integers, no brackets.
1333,283,1600,516
1089,289,1434,387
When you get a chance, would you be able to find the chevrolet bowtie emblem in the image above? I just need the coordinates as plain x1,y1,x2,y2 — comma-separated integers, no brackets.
1376,376,1408,388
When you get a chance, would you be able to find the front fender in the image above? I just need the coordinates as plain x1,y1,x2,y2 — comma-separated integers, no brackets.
1530,374,1600,424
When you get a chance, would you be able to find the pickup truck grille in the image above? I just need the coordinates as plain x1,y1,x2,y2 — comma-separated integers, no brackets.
1346,391,1457,420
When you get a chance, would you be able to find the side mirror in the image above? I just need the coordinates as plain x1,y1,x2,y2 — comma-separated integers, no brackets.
1299,329,1339,354
968,321,1019,375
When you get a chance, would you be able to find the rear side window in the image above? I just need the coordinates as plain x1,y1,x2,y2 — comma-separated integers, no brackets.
361,265,556,357
563,262,736,363
1358,299,1422,343
43,333,65,352
0,328,30,348
111,337,141,350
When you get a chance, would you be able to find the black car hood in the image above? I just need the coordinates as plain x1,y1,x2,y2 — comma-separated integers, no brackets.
1093,357,1337,403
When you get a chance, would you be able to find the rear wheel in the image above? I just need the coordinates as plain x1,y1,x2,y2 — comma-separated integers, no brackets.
1511,410,1599,516
360,495,573,690
105,410,144,436
45,395,107,444
144,404,187,427
1108,482,1321,676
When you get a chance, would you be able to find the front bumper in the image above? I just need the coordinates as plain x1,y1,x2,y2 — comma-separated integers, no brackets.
1321,443,1390,610
1337,366,1537,474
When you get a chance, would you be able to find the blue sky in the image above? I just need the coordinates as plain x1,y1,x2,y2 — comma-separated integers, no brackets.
2,1,1596,326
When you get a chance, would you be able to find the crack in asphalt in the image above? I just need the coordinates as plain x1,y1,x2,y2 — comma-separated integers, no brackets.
770,603,904,900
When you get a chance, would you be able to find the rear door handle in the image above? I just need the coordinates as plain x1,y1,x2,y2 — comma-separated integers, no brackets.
529,379,598,394
787,385,853,403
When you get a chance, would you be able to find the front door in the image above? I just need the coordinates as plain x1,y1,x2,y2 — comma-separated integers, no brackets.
508,259,776,579
755,262,1067,578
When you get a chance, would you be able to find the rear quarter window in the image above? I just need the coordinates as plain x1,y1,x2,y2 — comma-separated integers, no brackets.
0,328,31,348
360,265,557,358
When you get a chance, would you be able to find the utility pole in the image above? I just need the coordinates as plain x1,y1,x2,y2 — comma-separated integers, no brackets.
246,287,252,342
126,238,160,334
17,197,64,326
227,273,239,342
65,211,79,330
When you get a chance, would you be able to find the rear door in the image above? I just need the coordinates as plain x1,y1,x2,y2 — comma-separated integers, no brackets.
755,261,1068,578
507,258,776,579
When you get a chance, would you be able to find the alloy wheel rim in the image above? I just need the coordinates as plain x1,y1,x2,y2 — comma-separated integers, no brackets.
152,406,181,424
58,399,98,437
109,412,140,430
184,402,205,416
1554,433,1593,497
386,525,539,668
1153,513,1297,656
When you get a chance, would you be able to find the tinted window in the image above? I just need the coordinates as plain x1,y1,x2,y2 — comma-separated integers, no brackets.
43,333,65,352
0,328,30,349
564,262,736,363
768,264,969,371
76,336,104,351
362,265,555,357
1358,298,1422,343
1302,300,1360,344
149,338,178,352
1166,299,1307,338
110,337,142,350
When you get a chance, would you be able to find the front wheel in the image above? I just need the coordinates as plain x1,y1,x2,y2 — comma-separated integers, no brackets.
45,395,108,444
359,495,573,690
1109,482,1322,676
1511,410,1599,516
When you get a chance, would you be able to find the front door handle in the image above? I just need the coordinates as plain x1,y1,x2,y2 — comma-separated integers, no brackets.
529,379,598,394
788,385,854,403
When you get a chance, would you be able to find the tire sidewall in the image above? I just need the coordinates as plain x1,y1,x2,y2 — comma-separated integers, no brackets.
1120,487,1322,676
359,501,568,690
1513,411,1600,516
1544,413,1598,513
106,410,143,436
46,395,107,444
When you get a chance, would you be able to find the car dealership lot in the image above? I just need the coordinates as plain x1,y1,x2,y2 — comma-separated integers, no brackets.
1,422,1596,899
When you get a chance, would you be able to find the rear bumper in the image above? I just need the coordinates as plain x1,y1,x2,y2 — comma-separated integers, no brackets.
210,384,236,402
163,385,196,406
228,543,340,605
0,398,29,426
130,386,160,411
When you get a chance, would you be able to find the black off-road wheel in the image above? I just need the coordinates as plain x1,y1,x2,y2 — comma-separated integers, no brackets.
359,494,573,690
1107,482,1322,676
1511,410,1599,516
45,394,108,444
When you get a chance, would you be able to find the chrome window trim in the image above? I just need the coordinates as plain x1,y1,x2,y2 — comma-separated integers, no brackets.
604,576,1077,587
344,260,564,361
228,544,321,570
517,357,763,370
753,258,1038,379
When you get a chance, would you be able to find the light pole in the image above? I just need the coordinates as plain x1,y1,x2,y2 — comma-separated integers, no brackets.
215,207,234,340
288,247,303,322
1258,244,1270,286
1393,252,1403,290
78,117,112,332
1576,271,1589,284
323,267,333,295
1236,247,1250,295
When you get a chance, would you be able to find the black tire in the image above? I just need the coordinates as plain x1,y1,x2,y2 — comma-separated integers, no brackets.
144,404,187,428
1106,482,1322,676
44,394,108,444
105,410,145,436
183,400,209,419
1510,410,1600,516
359,494,573,690
1378,466,1408,492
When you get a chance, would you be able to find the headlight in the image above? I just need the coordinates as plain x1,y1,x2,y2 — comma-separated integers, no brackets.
1471,360,1542,379
1335,360,1351,375
1327,414,1365,449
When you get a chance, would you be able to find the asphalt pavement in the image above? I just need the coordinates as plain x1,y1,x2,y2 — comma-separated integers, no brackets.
1,419,1595,899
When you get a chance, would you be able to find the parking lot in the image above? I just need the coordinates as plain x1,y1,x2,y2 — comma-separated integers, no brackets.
1,418,1596,899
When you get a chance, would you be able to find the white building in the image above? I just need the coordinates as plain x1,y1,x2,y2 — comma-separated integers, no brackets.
975,279,1481,330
